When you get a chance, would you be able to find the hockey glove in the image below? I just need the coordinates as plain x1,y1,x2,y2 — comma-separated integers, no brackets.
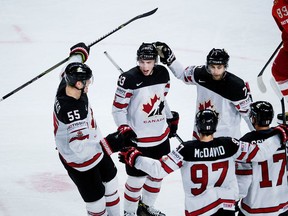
154,41,176,66
167,111,179,138
118,125,137,143
70,42,90,63
272,124,288,144
118,146,142,167
100,131,124,155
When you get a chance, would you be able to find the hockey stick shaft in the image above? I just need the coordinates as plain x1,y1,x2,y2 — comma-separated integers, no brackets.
257,41,283,78
257,41,283,93
104,50,185,144
104,51,124,73
0,8,158,102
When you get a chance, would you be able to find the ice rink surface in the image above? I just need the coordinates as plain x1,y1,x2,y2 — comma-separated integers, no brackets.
0,0,281,215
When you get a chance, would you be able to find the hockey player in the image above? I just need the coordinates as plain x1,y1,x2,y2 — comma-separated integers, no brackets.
53,43,124,216
236,101,288,215
154,42,254,140
272,0,288,103
112,43,179,216
118,109,288,216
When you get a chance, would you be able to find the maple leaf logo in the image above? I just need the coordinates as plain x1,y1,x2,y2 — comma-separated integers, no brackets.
198,100,214,111
142,95,164,117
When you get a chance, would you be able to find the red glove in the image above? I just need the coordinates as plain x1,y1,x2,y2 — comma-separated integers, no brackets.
118,147,142,167
70,42,90,63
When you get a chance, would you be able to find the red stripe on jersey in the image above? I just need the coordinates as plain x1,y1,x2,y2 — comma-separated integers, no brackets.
60,153,102,168
113,101,129,109
185,199,235,216
237,152,247,161
69,134,89,143
281,89,288,96
160,159,174,174
143,184,160,193
137,127,169,143
90,108,96,129
167,155,183,168
246,145,259,162
115,92,133,98
106,197,120,207
184,76,193,83
53,113,59,136
124,193,140,202
236,169,252,175
126,92,133,98
125,183,142,192
241,200,288,214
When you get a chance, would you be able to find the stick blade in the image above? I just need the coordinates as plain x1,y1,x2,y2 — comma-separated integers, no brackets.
133,8,158,21
257,76,267,93
141,8,158,17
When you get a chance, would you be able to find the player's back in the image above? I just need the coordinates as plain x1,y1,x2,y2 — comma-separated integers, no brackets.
179,138,239,215
239,130,288,215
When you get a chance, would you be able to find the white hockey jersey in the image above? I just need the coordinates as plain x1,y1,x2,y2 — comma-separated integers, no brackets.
169,61,254,139
112,65,172,147
53,78,104,172
236,129,288,215
134,135,281,216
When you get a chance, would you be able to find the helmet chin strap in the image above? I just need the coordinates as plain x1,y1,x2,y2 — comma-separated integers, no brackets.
74,80,86,93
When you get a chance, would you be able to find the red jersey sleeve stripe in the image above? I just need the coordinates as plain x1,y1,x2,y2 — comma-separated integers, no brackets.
113,101,129,109
160,159,174,174
246,145,260,162
237,152,247,161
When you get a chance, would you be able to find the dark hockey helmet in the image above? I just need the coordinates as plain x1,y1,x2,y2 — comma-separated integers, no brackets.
206,48,230,67
250,101,274,126
196,109,218,135
65,62,92,86
137,43,158,61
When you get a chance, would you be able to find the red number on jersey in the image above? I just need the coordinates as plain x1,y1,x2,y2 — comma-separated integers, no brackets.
259,152,286,188
190,161,229,196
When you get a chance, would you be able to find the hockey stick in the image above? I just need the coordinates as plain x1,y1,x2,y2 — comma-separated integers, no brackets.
257,41,283,93
104,50,185,144
270,77,288,176
270,77,286,124
0,8,158,102
104,51,124,73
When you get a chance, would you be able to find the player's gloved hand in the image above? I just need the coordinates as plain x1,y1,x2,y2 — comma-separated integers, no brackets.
118,146,142,167
154,41,176,66
70,42,90,63
100,131,124,155
167,111,179,138
118,125,137,143
272,124,288,143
